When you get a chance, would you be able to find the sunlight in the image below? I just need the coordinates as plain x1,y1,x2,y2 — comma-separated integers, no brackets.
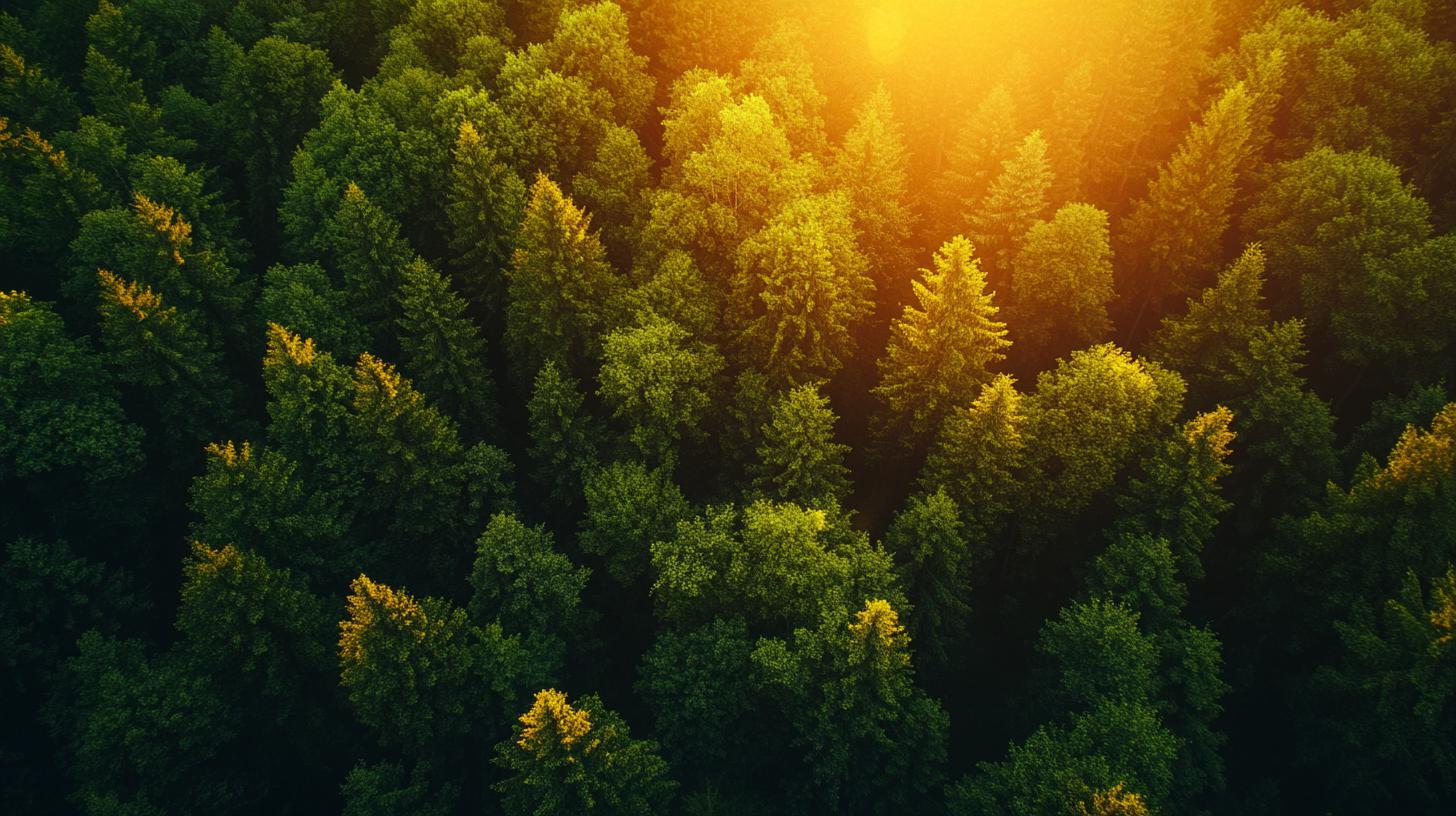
865,2,908,64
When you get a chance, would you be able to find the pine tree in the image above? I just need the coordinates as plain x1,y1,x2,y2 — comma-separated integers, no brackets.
324,183,414,340
1119,83,1255,323
731,192,872,385
395,257,498,438
832,84,915,297
598,313,723,466
494,689,675,816
445,121,526,313
920,375,1025,547
526,361,600,507
753,383,852,509
339,575,531,752
884,489,971,670
1005,202,1114,365
579,461,693,587
970,129,1054,278
928,84,1019,243
95,270,239,448
873,236,1008,449
508,174,622,386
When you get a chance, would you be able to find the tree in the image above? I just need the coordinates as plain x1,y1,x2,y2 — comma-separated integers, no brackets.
469,513,591,679
598,313,722,465
731,193,872,385
1243,147,1432,368
883,489,970,670
918,375,1024,549
1005,203,1114,365
323,182,413,339
339,575,529,752
260,262,369,362
494,689,675,816
526,360,600,506
753,383,851,509
736,19,827,154
753,599,949,813
929,84,1019,243
970,130,1053,277
579,460,692,587
1116,408,1236,580
572,124,651,265
95,269,240,449
873,236,1008,449
508,174,622,385
218,35,337,222
1118,84,1254,320
1307,565,1456,811
1022,345,1183,520
444,120,526,312
0,291,142,485
395,257,498,437
832,85,914,296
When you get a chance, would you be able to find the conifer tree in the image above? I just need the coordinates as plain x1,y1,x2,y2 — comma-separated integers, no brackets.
260,262,369,362
970,130,1054,277
579,461,693,587
95,270,239,448
494,689,675,816
1005,202,1114,365
731,193,872,385
445,121,526,312
508,174,622,385
884,489,971,670
339,575,530,752
395,257,498,437
832,84,915,296
323,182,413,339
928,84,1019,242
527,361,600,506
572,124,652,266
598,313,722,466
1119,84,1254,322
873,236,1008,449
753,383,852,509
919,374,1025,547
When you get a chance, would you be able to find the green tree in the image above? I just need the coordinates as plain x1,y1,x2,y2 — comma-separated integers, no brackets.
469,513,591,679
832,84,914,296
0,291,142,486
599,313,722,466
323,182,413,339
579,460,692,587
919,375,1026,547
753,599,949,813
873,236,1008,448
929,84,1019,243
508,174,622,384
1243,147,1432,368
572,124,651,265
883,489,970,669
970,129,1053,277
218,35,337,222
526,360,600,506
753,383,851,509
494,688,675,816
395,257,498,437
1118,83,1254,319
339,575,530,752
1005,203,1114,365
444,120,525,312
260,262,369,361
731,193,872,385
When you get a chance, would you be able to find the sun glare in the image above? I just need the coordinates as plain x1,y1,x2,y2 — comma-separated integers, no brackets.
865,3,908,64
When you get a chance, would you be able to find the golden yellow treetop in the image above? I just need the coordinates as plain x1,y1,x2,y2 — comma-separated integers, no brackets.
518,688,593,754
1077,783,1150,816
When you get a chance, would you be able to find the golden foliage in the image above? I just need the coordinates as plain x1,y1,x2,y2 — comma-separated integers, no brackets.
518,688,593,753
1078,783,1150,816
1374,403,1456,494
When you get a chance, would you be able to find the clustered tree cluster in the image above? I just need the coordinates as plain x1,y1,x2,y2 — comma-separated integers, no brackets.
3,1,1455,814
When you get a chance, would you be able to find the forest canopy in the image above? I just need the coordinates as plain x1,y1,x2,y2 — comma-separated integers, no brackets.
2,1,1455,814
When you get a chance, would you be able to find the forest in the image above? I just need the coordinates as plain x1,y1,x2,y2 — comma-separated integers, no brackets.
2,0,1455,813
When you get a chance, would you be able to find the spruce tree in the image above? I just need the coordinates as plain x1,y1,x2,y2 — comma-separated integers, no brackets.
832,84,914,295
873,236,1008,450
970,129,1054,278
395,257,498,438
1005,202,1114,365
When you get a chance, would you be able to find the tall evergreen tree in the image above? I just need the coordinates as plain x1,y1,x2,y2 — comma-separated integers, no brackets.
1004,202,1114,365
831,84,914,296
873,236,1008,450
395,257,498,438
970,129,1054,278
753,383,852,509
